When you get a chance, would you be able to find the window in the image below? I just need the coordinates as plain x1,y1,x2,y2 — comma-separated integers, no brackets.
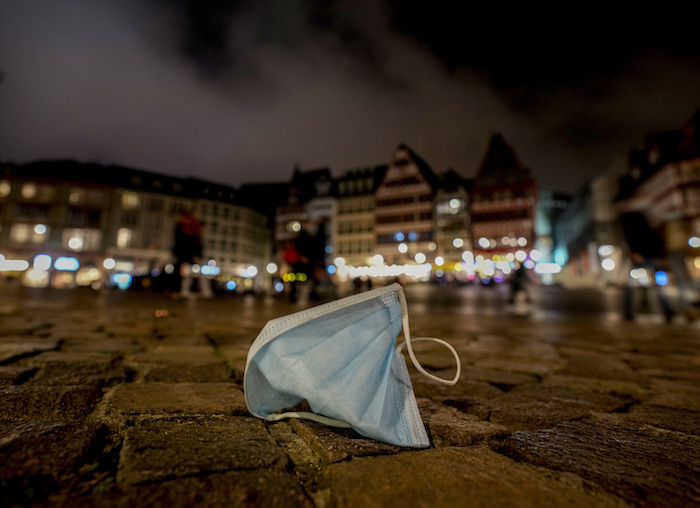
10,223,49,244
122,191,140,209
88,189,103,206
69,188,87,204
147,198,164,212
121,211,139,227
117,228,132,248
0,181,11,198
21,183,37,199
17,204,50,220
168,202,184,215
62,228,102,251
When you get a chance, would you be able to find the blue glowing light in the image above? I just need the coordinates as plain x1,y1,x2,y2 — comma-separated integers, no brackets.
274,281,285,293
327,264,337,275
110,273,132,290
226,281,237,291
394,232,405,242
553,248,568,266
408,232,417,241
655,271,668,286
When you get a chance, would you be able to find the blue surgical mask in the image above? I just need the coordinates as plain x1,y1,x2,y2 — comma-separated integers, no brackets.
244,283,461,448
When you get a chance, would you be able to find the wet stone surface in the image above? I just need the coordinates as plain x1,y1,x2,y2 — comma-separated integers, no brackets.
106,382,247,419
316,446,632,508
0,284,698,506
498,413,700,508
0,422,104,506
0,385,104,421
116,416,287,486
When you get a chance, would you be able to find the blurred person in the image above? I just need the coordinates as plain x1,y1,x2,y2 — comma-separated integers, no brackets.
298,219,329,301
283,236,307,303
170,208,203,299
666,221,699,322
618,211,675,323
508,262,531,305
353,276,364,294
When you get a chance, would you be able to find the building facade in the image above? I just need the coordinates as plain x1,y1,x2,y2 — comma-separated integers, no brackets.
0,161,271,290
334,166,386,268
616,109,700,284
434,169,472,273
374,144,441,267
470,134,537,259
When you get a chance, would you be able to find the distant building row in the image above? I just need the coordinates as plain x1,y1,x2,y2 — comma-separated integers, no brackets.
0,134,541,289
3,109,697,291
0,162,273,289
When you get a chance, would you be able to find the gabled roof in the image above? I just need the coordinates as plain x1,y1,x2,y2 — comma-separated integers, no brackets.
440,168,472,193
473,134,533,190
337,165,388,194
288,166,335,202
392,143,442,190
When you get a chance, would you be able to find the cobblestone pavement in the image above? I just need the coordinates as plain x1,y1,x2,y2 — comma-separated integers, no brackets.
1,282,699,507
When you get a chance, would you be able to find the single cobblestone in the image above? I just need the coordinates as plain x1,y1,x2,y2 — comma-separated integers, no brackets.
418,398,509,446
106,382,247,418
315,446,631,507
26,351,132,387
0,422,104,506
1,385,104,421
0,338,60,364
0,365,37,385
129,345,232,382
75,470,314,508
116,416,288,486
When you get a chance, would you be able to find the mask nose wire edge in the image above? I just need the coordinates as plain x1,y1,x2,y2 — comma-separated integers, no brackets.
396,288,462,386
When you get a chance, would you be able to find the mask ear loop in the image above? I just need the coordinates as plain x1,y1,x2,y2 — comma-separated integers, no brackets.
396,288,461,386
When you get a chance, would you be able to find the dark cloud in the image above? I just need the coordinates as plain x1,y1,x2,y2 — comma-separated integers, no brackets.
1,1,699,194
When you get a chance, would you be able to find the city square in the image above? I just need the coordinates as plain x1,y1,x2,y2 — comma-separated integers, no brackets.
2,3,699,507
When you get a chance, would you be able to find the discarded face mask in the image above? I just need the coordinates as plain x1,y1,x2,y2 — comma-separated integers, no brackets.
244,283,461,448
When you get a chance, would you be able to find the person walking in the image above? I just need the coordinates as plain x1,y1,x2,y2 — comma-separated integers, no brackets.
170,208,203,299
618,211,674,323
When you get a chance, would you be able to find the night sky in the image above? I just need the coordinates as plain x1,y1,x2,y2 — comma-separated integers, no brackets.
1,1,699,193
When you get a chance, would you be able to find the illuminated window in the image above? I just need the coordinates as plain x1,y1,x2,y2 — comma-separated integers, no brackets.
10,224,31,243
21,183,37,199
117,228,132,248
0,181,10,198
69,188,87,204
62,228,102,251
9,223,48,244
121,191,140,209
